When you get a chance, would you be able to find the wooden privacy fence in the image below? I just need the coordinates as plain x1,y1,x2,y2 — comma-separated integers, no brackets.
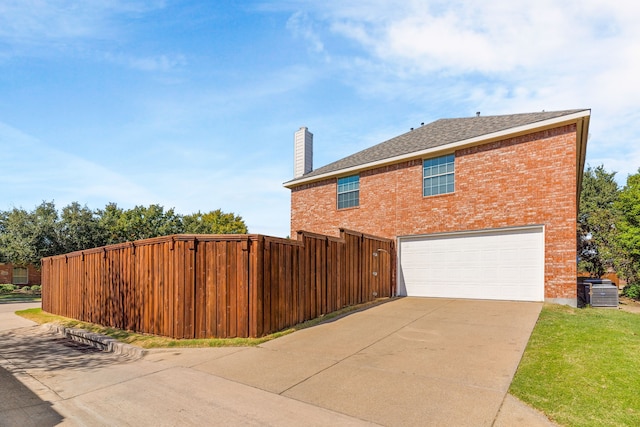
42,229,395,339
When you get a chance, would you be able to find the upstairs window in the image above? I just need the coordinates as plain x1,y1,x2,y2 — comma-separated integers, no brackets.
423,154,455,196
337,175,360,209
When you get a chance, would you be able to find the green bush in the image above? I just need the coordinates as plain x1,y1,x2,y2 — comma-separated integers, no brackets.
29,285,42,294
0,284,16,294
622,283,640,300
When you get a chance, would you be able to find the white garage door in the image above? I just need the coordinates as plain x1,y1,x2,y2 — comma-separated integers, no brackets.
398,226,544,302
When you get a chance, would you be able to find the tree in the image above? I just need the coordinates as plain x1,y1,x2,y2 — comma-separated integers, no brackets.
578,165,620,277
182,209,248,234
614,168,640,285
96,202,125,245
96,204,247,242
0,207,36,266
112,204,183,242
58,202,105,253
0,201,61,266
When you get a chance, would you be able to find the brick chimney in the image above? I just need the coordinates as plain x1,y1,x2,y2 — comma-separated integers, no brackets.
294,126,313,178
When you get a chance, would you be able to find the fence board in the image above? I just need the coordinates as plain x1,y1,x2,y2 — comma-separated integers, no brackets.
205,241,217,339
228,241,237,338
252,236,264,337
185,239,196,338
237,239,249,338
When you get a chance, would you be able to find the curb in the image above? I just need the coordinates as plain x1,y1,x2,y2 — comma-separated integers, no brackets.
44,324,147,359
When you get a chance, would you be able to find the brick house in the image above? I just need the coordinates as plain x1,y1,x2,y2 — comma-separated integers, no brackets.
0,263,41,286
284,109,591,306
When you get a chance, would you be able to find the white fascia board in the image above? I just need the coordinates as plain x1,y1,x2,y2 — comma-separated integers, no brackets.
283,110,591,188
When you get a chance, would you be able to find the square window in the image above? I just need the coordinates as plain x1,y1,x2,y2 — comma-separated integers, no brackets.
13,267,28,285
337,175,360,209
423,154,455,196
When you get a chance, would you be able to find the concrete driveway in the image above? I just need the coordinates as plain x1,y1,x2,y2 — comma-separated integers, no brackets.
0,298,554,426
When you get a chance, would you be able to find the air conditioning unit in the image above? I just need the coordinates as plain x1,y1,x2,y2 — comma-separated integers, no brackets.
590,284,619,307
578,278,618,308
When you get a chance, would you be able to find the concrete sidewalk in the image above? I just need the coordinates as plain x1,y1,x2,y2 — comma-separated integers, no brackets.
0,301,40,332
0,298,557,426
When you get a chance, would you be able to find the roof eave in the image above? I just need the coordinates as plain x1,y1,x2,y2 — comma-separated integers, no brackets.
283,109,591,189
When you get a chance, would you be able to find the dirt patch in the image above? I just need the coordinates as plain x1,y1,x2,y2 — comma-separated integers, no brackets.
618,296,640,314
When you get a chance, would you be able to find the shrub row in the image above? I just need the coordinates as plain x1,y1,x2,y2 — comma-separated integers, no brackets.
0,283,15,294
0,284,41,294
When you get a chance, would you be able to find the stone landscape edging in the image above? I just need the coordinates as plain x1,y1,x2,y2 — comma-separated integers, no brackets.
44,324,146,359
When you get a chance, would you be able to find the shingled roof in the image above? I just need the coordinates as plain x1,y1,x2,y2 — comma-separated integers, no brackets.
284,109,589,187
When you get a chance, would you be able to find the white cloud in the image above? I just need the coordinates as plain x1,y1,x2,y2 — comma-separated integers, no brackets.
311,0,637,79
0,0,164,44
103,52,187,72
0,121,154,209
0,0,174,72
128,63,322,135
286,11,326,54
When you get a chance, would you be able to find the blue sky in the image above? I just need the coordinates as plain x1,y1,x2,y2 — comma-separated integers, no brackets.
1,1,638,237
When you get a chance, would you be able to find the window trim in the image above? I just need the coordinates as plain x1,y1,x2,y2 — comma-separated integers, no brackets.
423,153,455,197
337,174,360,209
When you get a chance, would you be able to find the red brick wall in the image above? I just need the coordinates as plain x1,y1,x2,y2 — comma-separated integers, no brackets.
28,265,41,285
0,264,10,284
290,124,578,300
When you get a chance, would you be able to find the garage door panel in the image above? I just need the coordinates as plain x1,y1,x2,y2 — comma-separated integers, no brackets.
398,227,544,302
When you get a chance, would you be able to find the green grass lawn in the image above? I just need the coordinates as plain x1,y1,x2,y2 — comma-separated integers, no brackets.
510,304,640,427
